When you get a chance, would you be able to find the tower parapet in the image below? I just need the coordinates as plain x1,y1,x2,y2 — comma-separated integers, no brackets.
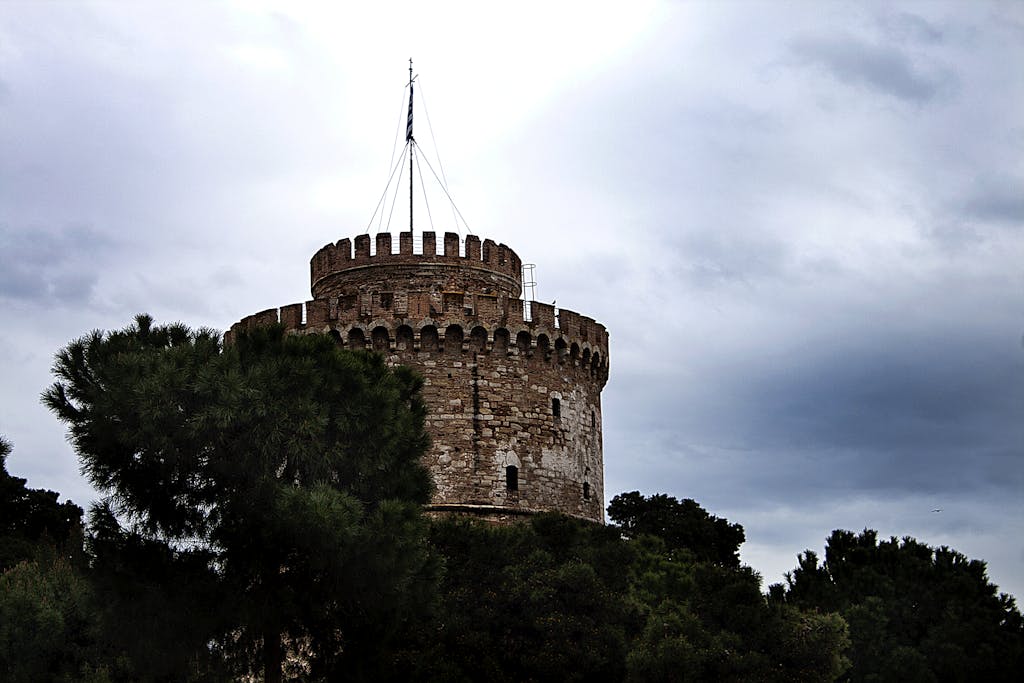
311,231,522,300
230,231,609,522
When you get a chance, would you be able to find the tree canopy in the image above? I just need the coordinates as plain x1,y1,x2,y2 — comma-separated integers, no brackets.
0,436,84,573
406,510,849,682
608,490,746,567
774,528,1024,682
42,316,436,681
0,438,99,682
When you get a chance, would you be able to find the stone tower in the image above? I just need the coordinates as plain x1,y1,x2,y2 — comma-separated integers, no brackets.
228,230,610,522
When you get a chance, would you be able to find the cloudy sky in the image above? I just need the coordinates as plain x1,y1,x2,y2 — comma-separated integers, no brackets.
2,1,1022,599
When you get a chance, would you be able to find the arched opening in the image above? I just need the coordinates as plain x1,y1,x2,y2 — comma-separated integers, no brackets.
536,334,551,362
444,324,464,355
347,328,366,350
395,324,414,351
469,326,488,353
555,337,568,364
328,329,342,345
516,331,532,356
493,328,510,355
582,347,591,366
591,352,602,377
420,325,439,352
371,326,390,352
505,465,519,492
570,343,580,366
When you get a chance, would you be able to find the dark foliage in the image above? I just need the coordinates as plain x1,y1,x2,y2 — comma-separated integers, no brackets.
0,554,110,683
85,503,233,682
403,514,639,683
775,529,1024,682
620,523,848,681
42,317,436,681
0,438,104,682
0,436,84,572
608,491,746,567
394,510,848,683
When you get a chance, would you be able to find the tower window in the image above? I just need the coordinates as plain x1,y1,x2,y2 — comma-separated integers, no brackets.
591,410,595,430
552,397,561,419
583,482,591,500
505,465,519,492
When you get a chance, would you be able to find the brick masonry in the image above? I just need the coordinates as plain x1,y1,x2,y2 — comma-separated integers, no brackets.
229,231,610,522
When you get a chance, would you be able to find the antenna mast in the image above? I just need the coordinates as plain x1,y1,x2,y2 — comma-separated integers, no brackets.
407,58,415,233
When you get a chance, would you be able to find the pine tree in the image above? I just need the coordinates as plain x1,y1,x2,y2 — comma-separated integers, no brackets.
44,316,436,681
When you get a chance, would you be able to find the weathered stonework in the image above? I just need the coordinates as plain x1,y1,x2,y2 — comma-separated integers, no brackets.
229,230,610,522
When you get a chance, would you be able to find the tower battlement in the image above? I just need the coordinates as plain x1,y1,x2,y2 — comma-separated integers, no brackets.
228,300,608,386
231,231,609,522
311,231,523,299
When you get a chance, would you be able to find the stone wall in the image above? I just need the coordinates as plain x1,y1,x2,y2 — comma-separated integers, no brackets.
229,231,610,523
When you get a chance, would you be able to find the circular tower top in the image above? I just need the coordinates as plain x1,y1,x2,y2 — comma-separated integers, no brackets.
310,231,522,300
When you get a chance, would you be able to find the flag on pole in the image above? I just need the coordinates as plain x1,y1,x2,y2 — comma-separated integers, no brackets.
406,81,414,141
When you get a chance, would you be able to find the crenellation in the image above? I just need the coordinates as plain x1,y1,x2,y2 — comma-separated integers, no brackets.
531,302,556,329
505,302,527,328
253,308,279,327
443,231,459,256
399,230,413,255
310,249,325,283
337,238,352,260
558,309,581,338
422,231,437,255
376,232,392,258
306,299,330,327
354,234,371,259
466,234,481,260
579,316,599,347
482,238,496,266
280,303,303,329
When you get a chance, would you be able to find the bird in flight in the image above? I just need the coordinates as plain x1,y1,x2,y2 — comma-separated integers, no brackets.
931,509,943,513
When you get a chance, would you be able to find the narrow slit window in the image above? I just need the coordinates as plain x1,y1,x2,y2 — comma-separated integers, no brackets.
591,410,595,430
505,465,519,492
583,482,591,500
552,397,561,419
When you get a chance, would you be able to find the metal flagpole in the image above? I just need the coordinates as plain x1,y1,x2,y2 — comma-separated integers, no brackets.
408,59,415,233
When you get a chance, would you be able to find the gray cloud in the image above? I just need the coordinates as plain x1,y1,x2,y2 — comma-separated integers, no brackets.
877,11,944,45
609,320,1024,507
789,34,949,103
961,173,1024,227
927,171,1024,251
0,223,114,306
669,229,792,291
